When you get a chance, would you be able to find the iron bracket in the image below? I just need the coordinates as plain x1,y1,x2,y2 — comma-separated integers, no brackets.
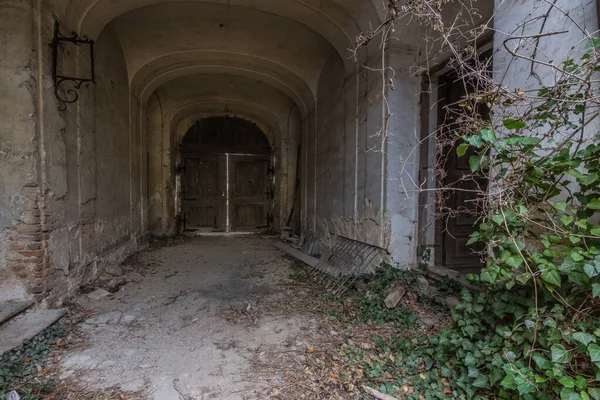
51,21,96,111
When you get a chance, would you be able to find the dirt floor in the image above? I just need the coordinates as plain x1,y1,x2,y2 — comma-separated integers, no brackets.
49,235,450,400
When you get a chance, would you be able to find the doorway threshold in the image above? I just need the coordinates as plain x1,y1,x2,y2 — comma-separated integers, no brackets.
183,231,265,236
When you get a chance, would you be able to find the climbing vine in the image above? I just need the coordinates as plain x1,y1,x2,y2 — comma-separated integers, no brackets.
352,0,600,398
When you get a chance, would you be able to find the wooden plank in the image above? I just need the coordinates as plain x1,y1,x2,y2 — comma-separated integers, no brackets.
274,242,320,268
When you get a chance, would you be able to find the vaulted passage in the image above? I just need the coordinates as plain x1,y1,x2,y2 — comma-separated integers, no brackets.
0,0,505,301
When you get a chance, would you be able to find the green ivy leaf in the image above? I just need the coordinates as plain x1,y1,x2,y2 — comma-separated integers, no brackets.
589,388,600,400
592,283,600,298
491,213,504,225
465,135,485,148
586,37,600,52
532,353,551,370
584,263,599,278
553,200,568,212
575,376,587,390
572,332,595,346
456,143,469,157
583,392,591,400
559,376,575,388
480,267,499,283
552,344,573,363
470,155,482,172
561,388,583,400
481,127,496,142
588,343,600,362
580,173,599,186
561,215,574,226
576,220,588,229
516,272,531,285
503,119,526,130
472,374,489,388
506,256,523,268
542,270,562,287
587,198,600,210
591,227,600,236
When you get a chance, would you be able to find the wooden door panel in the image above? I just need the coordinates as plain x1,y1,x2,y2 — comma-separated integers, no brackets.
235,161,267,196
184,159,218,199
182,155,226,231
234,205,264,228
186,206,217,229
230,156,270,231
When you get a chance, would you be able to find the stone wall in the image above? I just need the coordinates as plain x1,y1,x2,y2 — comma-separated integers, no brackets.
0,1,147,302
306,42,423,266
1,1,40,300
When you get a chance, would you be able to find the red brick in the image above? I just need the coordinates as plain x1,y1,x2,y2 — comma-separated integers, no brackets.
16,273,29,279
25,242,43,250
9,242,27,251
11,264,26,272
21,213,40,225
28,285,44,294
19,257,44,265
16,224,42,234
32,263,47,272
17,233,42,241
19,250,44,258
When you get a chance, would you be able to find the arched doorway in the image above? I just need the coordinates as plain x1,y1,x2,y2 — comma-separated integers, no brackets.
179,117,273,233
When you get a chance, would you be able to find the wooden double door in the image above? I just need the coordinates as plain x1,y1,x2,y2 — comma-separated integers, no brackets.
181,154,271,232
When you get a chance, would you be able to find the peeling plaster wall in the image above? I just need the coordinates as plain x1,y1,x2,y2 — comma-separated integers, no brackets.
494,0,598,91
44,18,145,301
386,49,422,268
147,93,164,234
0,1,147,302
308,39,425,266
94,28,131,254
308,47,392,251
0,1,36,300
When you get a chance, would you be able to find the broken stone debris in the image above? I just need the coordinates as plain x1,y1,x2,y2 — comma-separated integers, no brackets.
384,285,406,309
85,311,123,325
104,264,123,277
107,277,127,293
6,391,20,400
87,288,110,300
120,314,137,324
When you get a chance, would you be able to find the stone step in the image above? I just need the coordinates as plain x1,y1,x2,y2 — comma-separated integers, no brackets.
0,300,34,326
0,309,67,356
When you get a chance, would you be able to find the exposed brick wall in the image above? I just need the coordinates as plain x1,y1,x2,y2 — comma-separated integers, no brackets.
7,186,58,299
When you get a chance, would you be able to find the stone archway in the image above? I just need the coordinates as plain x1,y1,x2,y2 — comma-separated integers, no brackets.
180,117,273,233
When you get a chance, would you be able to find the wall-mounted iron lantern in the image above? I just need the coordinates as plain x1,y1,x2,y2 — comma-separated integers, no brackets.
51,21,95,111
